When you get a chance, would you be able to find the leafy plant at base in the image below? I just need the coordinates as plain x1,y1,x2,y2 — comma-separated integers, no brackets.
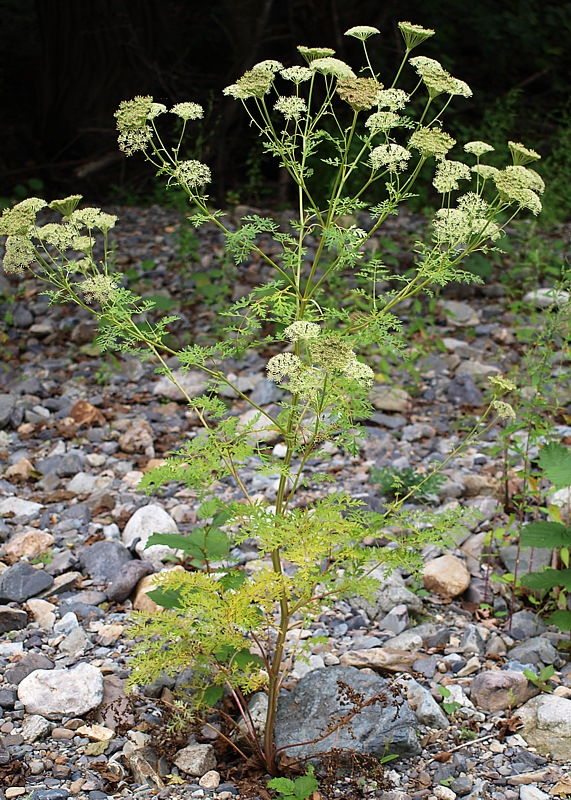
437,685,462,717
370,464,446,503
268,766,319,800
0,21,543,776
519,441,571,632
523,664,556,693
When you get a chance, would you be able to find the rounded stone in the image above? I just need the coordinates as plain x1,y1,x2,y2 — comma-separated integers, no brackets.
18,663,104,720
423,554,471,598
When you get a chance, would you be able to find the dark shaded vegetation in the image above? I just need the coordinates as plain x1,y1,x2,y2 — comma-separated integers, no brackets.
1,0,570,216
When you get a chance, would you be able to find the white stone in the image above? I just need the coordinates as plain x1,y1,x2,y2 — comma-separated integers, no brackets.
21,714,52,743
0,497,43,518
67,472,98,495
18,663,104,720
121,503,180,566
519,695,571,760
153,369,207,401
237,407,280,444
520,786,551,800
199,770,221,789
523,288,570,308
3,529,54,560
423,554,471,598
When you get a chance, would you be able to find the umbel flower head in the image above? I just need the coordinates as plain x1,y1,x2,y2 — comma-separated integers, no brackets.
274,96,307,122
365,111,402,134
280,66,313,84
81,274,119,306
283,321,321,341
171,102,204,120
2,236,36,274
297,45,336,64
376,88,409,111
493,166,543,215
432,159,472,193
508,141,541,166
464,141,495,158
369,144,411,172
173,160,212,189
310,57,356,80
49,195,82,217
409,127,456,159
0,198,47,236
409,56,471,99
336,77,379,111
70,208,118,232
398,21,435,50
115,96,154,131
223,66,276,100
344,25,381,41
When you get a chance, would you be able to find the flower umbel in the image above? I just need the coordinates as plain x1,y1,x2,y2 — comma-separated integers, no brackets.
283,321,321,341
274,96,307,122
280,66,313,84
171,103,204,120
464,141,495,158
0,198,46,236
49,195,82,217
81,274,119,306
336,77,379,111
492,400,516,420
376,88,410,111
310,58,356,80
398,21,435,50
344,26,381,41
508,141,541,166
115,96,154,132
369,144,411,172
432,159,472,193
2,236,36,274
173,160,212,189
297,46,336,63
409,127,456,159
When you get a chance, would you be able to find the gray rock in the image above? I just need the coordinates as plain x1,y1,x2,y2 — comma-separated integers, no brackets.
0,561,54,603
78,539,133,583
500,545,552,576
508,610,547,639
523,287,570,308
274,665,420,761
378,604,409,634
173,743,217,776
519,694,571,759
5,653,54,685
459,625,485,656
18,662,104,719
445,375,483,406
508,636,560,667
395,676,449,729
0,605,28,633
22,714,52,743
351,566,423,619
0,394,16,428
107,559,154,603
153,369,207,401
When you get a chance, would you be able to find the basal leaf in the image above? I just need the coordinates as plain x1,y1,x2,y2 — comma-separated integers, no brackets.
267,777,296,795
538,442,571,489
196,683,224,708
145,532,190,552
520,521,571,548
548,610,571,631
293,773,319,799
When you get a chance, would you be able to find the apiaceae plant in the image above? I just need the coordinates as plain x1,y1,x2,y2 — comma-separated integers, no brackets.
0,22,543,775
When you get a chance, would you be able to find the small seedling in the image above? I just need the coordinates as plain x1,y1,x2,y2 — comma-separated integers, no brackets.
523,664,556,693
438,685,462,716
268,766,319,800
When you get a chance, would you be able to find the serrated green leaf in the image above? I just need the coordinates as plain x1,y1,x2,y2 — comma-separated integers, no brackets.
548,610,571,631
520,567,571,592
146,528,228,563
538,442,571,489
520,521,570,548
196,683,224,708
217,569,247,591
268,778,296,795
293,774,319,799
197,499,220,520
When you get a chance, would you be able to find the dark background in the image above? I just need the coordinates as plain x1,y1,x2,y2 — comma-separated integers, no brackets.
1,0,570,206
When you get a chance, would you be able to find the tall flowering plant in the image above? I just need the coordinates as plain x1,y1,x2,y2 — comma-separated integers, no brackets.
0,22,540,772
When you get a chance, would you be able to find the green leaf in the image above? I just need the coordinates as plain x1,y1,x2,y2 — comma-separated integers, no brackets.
520,567,571,592
196,683,224,707
145,532,192,552
548,610,571,631
268,778,296,795
146,587,184,609
520,521,571,548
232,649,265,671
217,569,247,591
538,442,571,489
146,528,229,563
293,774,319,799
197,499,220,520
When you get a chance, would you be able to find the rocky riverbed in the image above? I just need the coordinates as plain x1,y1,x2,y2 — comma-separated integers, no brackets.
0,204,570,800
